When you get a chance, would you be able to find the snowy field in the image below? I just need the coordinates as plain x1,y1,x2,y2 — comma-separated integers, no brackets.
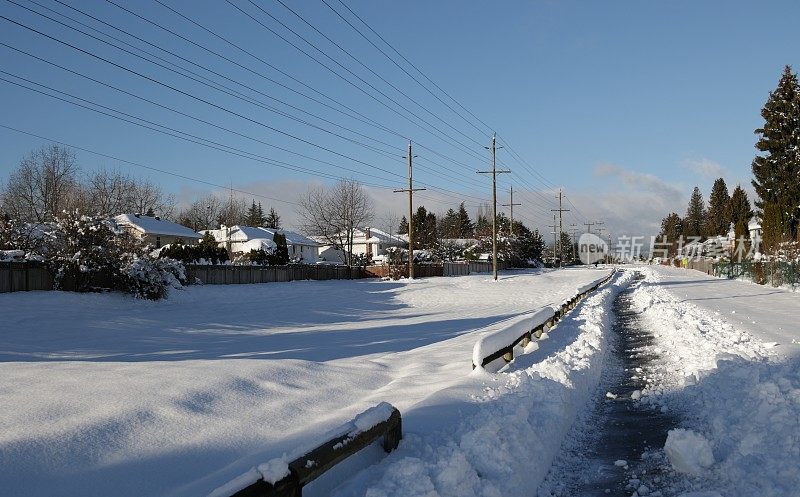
0,268,612,497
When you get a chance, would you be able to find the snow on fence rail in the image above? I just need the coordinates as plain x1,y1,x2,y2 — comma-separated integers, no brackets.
472,270,616,369
215,403,402,497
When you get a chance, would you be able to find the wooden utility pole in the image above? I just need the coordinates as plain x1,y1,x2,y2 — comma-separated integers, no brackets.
570,223,579,263
477,133,510,281
584,221,596,234
550,189,570,268
393,141,425,279
548,214,558,266
501,185,522,236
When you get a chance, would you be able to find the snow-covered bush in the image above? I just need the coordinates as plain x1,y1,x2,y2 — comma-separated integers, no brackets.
121,255,185,300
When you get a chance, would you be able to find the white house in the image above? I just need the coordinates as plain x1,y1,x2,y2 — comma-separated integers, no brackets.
201,225,319,262
317,227,407,263
114,214,201,248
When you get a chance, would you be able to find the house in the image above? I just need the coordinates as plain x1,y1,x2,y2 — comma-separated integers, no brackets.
317,227,407,263
114,214,201,248
201,225,319,262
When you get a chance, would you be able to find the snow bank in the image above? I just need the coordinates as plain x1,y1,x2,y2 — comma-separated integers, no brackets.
332,270,632,497
629,267,800,496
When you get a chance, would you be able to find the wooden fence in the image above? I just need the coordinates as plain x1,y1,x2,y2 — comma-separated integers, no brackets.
0,262,54,293
185,264,366,285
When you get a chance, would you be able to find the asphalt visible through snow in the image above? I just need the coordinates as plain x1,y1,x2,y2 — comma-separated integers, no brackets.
539,273,678,496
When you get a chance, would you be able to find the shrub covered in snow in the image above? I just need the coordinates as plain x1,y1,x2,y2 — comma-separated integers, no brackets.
121,255,186,300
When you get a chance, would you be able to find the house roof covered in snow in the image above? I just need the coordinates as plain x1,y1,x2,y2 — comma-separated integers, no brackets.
353,227,406,246
201,226,319,247
115,214,201,239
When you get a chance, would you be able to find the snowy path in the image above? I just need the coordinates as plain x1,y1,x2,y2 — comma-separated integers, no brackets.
601,266,799,497
0,268,612,497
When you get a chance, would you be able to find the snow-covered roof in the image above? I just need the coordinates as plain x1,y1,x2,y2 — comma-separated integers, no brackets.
115,214,201,239
201,226,319,247
258,228,319,247
354,227,406,246
237,238,277,253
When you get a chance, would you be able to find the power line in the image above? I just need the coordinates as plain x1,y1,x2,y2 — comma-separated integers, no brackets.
0,123,300,206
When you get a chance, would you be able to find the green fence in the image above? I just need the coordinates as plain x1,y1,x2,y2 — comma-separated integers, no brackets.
713,260,799,289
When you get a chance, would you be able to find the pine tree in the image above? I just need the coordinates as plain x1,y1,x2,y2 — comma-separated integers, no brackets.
257,202,266,226
264,207,281,229
145,207,155,217
704,178,731,236
728,185,753,238
660,212,683,256
245,200,260,226
684,186,707,240
439,208,460,239
397,215,408,235
456,202,474,238
271,232,289,265
751,65,800,245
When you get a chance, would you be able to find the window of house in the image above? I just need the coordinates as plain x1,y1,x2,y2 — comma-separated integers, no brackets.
156,236,161,248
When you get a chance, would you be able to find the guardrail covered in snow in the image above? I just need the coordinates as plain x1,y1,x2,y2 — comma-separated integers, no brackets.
472,270,616,369
219,403,402,497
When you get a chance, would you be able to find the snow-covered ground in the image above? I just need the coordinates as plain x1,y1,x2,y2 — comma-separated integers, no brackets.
623,265,800,497
0,268,612,497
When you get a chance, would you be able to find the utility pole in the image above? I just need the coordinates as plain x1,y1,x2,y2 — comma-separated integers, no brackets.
570,223,579,263
393,141,425,279
501,185,522,236
548,214,558,267
477,133,510,281
584,221,596,234
550,189,570,268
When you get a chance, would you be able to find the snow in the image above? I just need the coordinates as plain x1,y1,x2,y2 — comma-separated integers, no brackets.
664,429,715,475
115,214,201,239
623,265,800,496
330,270,632,497
0,267,612,497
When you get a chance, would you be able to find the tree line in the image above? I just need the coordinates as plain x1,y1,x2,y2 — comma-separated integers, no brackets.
394,202,547,265
0,143,283,232
659,65,800,257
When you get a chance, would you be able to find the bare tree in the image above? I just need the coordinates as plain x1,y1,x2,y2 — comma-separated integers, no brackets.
299,179,373,267
128,178,175,219
2,144,80,222
177,194,225,231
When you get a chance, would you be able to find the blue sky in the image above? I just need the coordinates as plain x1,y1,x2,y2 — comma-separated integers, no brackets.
1,0,798,236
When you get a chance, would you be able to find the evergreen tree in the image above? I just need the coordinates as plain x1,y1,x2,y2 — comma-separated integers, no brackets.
659,212,683,256
244,200,261,226
559,232,574,262
683,186,707,239
751,65,800,245
145,207,155,217
271,232,289,265
474,204,491,237
257,202,265,225
704,178,731,236
456,202,474,238
264,207,281,229
397,215,408,235
438,208,460,239
729,185,753,240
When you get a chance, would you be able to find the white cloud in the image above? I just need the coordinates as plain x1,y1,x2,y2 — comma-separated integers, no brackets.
681,158,726,178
